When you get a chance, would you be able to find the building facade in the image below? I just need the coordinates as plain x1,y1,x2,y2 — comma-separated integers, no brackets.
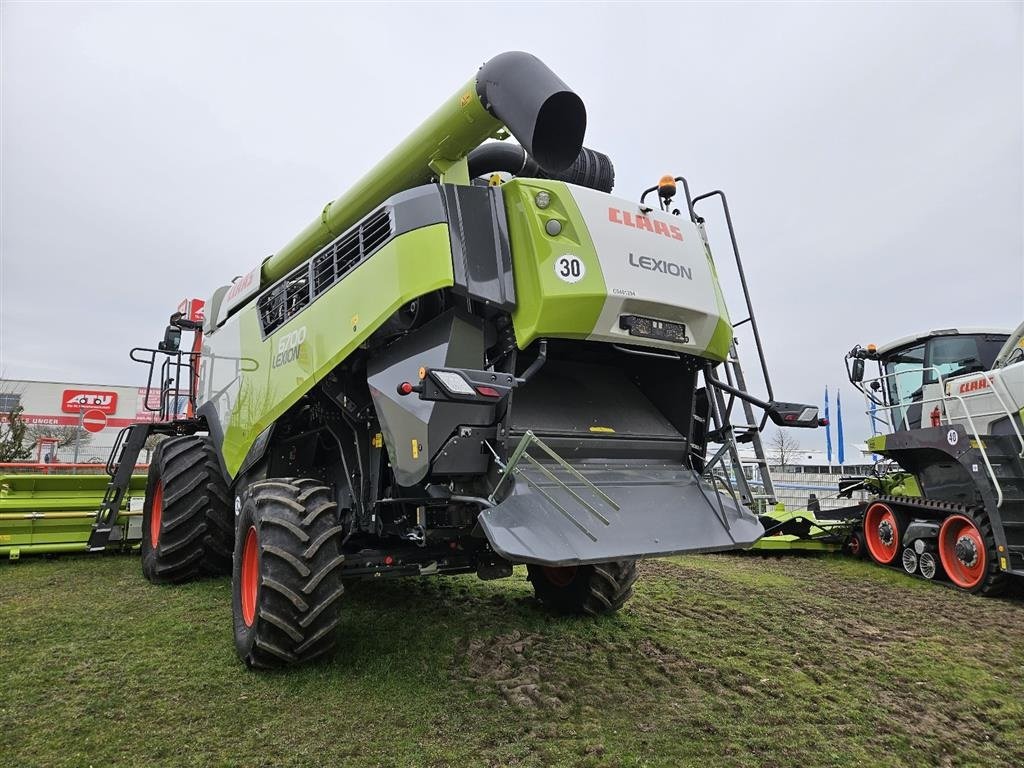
0,379,167,463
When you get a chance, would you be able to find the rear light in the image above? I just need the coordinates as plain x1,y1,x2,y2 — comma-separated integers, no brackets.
476,386,501,398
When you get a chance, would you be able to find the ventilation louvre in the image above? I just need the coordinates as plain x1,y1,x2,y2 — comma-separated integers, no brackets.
258,208,393,336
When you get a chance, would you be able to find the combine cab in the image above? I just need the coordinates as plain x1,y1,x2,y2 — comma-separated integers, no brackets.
847,324,1024,593
89,52,820,667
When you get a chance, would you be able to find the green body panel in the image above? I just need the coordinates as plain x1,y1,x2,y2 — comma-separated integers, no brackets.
261,80,501,285
703,244,734,361
218,223,456,476
503,179,607,347
0,474,146,559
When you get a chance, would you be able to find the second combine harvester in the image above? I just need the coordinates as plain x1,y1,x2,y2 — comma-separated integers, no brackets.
89,52,820,668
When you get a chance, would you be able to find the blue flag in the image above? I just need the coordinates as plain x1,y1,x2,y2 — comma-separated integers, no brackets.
837,389,845,465
824,387,833,464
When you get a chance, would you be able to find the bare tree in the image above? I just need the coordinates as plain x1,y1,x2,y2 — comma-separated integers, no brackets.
0,405,32,462
144,433,167,462
27,424,92,450
769,429,800,468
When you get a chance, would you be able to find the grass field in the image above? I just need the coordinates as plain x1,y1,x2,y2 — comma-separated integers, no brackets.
2,553,1022,767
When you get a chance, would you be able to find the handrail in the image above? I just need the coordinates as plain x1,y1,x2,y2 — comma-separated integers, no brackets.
947,392,1004,508
858,364,1019,507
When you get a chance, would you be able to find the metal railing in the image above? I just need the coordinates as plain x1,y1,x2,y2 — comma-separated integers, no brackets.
858,365,1022,507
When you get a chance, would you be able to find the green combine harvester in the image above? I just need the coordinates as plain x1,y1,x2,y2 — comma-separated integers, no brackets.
86,51,821,668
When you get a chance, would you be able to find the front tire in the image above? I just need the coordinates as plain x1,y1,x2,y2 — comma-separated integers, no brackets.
141,436,234,584
527,560,638,615
233,479,345,668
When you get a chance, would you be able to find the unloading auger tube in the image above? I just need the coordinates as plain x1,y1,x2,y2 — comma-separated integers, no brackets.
260,51,586,286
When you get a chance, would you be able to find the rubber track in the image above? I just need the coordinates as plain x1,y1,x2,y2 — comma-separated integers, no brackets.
240,479,344,668
875,496,1010,596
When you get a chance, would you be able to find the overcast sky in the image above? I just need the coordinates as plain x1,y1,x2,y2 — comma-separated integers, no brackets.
2,1,1021,451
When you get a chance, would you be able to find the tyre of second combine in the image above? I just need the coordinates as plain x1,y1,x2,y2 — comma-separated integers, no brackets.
233,479,345,668
140,435,234,584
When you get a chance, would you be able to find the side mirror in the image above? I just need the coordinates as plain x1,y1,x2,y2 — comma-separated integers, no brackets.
159,325,181,352
851,358,865,383
766,401,822,429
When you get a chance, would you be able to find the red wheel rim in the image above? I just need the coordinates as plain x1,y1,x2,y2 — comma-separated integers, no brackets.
864,502,901,565
149,481,164,549
848,534,861,556
543,565,577,588
938,515,987,590
241,526,259,627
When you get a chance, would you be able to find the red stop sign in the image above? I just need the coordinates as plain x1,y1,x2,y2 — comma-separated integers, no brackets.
82,409,107,433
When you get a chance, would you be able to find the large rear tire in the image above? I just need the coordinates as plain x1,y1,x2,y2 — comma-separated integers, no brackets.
232,479,345,668
937,511,1008,596
527,560,638,615
141,436,234,584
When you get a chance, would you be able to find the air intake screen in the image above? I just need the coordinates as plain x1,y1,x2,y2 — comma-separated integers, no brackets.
258,208,393,336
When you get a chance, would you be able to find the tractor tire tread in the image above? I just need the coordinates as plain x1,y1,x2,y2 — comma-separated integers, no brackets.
234,479,344,668
141,436,234,583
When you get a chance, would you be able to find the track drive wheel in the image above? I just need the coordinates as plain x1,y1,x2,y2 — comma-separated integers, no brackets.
233,479,345,668
141,436,234,584
527,560,638,615
937,511,1008,596
863,502,907,566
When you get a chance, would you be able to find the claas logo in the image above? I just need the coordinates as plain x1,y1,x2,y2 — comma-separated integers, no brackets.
608,207,683,241
62,389,119,414
958,377,990,394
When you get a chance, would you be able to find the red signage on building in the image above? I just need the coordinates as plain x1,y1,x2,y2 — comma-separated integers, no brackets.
62,389,119,415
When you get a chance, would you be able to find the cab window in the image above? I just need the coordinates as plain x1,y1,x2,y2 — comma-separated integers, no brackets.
884,343,924,405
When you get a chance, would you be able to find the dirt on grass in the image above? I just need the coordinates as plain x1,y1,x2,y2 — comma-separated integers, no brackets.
1,552,1022,767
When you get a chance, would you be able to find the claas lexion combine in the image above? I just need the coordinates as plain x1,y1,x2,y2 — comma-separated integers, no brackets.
88,52,821,668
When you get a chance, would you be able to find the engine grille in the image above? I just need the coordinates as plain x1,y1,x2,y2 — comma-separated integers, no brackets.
258,207,393,336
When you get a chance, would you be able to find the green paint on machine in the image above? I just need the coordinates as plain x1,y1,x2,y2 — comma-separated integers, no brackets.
215,223,456,477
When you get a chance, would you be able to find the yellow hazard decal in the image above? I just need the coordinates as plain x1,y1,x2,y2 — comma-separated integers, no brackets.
460,92,472,108
372,433,383,449
411,439,419,459
589,426,615,433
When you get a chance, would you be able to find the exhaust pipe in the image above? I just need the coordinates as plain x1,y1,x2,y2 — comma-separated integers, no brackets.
261,52,586,285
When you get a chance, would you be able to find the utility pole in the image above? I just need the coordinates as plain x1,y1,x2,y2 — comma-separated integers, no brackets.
72,406,84,472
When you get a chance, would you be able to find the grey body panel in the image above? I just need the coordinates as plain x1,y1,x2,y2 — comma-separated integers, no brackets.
478,461,763,566
441,185,516,310
367,309,494,487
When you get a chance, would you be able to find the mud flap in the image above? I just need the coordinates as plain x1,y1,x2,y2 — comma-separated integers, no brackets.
478,437,763,566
